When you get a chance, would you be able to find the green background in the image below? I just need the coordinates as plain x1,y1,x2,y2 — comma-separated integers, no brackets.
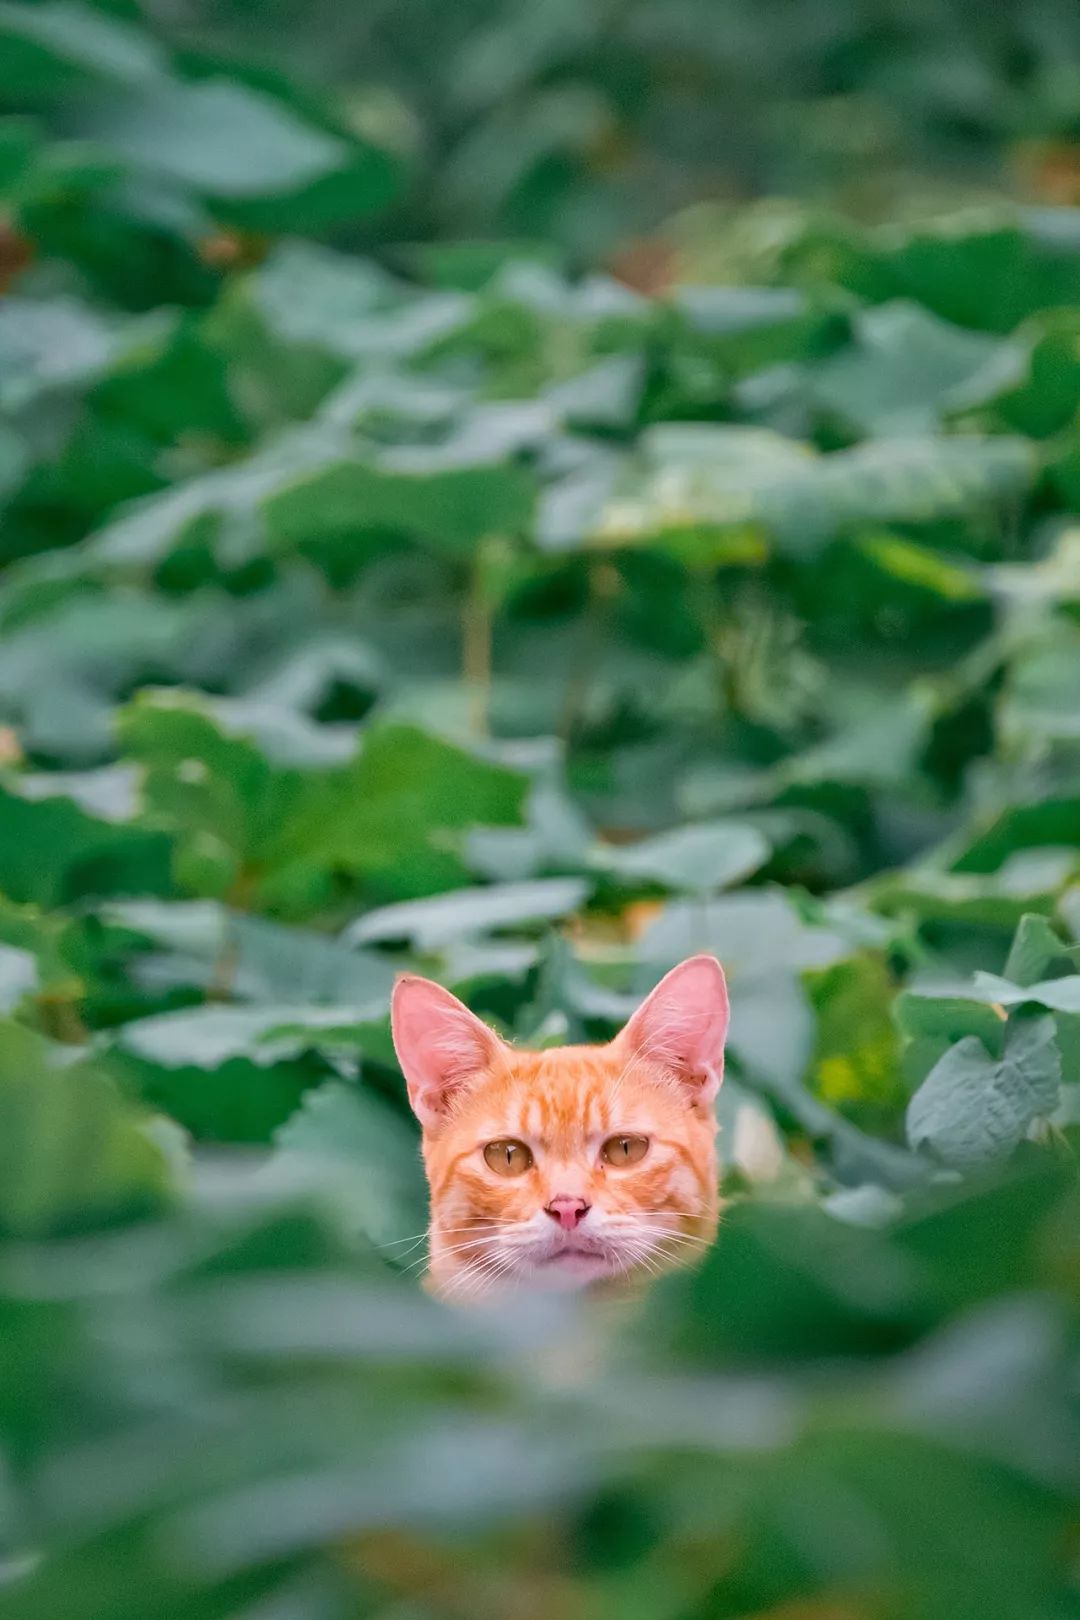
1,1,1080,1616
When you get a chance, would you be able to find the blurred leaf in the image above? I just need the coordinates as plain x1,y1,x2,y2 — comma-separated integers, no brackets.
595,821,769,894
343,877,588,949
578,425,1034,557
807,956,906,1121
0,778,171,907
265,458,537,560
101,898,397,1005
286,723,531,902
0,295,130,410
0,1019,171,1236
1004,914,1078,987
0,1,166,93
79,78,351,198
272,1081,426,1249
809,300,1003,435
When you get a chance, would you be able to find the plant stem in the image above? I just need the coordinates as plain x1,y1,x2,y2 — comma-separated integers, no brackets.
463,543,494,737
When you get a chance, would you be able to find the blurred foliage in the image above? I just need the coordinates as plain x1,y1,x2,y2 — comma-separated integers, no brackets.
2,1,1080,1617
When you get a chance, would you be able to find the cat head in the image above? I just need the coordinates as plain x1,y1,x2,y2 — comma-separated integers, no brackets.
391,955,728,1298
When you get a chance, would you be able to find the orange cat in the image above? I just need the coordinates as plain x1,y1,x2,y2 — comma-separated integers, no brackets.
391,954,728,1300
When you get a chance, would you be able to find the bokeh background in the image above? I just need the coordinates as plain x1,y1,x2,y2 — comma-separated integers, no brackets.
2,1,1080,1616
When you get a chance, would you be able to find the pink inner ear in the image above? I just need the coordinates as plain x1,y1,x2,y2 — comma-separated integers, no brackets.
391,976,501,1127
617,954,729,1101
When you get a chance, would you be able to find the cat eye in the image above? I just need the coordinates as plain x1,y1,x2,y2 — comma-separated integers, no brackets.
483,1139,534,1176
600,1134,649,1167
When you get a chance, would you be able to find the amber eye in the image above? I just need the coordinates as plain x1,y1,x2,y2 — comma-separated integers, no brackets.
601,1134,649,1167
483,1139,534,1177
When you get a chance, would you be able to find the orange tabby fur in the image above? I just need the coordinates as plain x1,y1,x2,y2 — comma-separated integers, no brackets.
391,955,728,1301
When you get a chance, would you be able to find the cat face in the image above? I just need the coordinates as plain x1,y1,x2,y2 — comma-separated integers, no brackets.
391,955,728,1300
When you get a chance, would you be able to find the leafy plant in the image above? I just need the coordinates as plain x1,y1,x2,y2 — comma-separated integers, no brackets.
1,2,1080,1616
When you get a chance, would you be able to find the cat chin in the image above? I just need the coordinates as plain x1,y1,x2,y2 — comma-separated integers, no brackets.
524,1249,615,1290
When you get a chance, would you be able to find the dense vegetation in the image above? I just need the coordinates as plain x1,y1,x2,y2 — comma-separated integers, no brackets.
2,3,1080,1617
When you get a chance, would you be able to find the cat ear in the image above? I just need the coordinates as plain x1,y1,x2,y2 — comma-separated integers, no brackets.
615,954,729,1106
391,974,504,1128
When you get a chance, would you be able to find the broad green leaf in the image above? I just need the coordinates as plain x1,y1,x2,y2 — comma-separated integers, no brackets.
265,458,536,559
110,1002,389,1141
85,425,348,569
115,1003,384,1069
970,972,1080,1015
101,899,396,1007
595,821,769,894
872,852,1075,932
0,295,127,410
284,723,530,902
118,689,312,898
873,216,1080,333
907,1017,1062,1168
0,779,171,907
639,889,854,979
954,798,1080,875
963,310,1080,438
343,876,588,949
0,1019,171,1236
1004,915,1077,988
77,79,348,198
577,425,1034,557
999,620,1080,753
272,1081,426,1249
808,300,1003,436
0,1,166,92
895,989,1010,1055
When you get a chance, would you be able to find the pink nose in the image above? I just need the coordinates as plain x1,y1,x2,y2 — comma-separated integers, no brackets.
544,1196,590,1231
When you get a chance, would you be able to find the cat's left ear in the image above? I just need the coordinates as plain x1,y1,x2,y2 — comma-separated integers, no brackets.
614,954,729,1107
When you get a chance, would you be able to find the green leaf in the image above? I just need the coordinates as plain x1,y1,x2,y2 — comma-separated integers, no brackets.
0,1019,171,1236
907,1017,1062,1168
101,898,397,1006
574,425,1034,557
895,989,1010,1058
287,723,530,902
0,1,166,93
806,956,906,1121
115,1002,384,1069
0,779,171,907
265,458,536,559
595,821,769,894
0,295,128,410
343,876,589,949
272,1081,426,1250
963,310,1080,438
1004,915,1078,988
118,689,311,897
78,78,345,198
110,1000,389,1142
873,216,1080,333
808,300,1003,436
970,972,1080,1015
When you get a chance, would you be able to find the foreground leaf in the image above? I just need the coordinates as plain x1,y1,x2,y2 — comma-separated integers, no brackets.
0,1020,171,1236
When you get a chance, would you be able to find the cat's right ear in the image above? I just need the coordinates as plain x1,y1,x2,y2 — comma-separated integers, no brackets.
391,975,503,1128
